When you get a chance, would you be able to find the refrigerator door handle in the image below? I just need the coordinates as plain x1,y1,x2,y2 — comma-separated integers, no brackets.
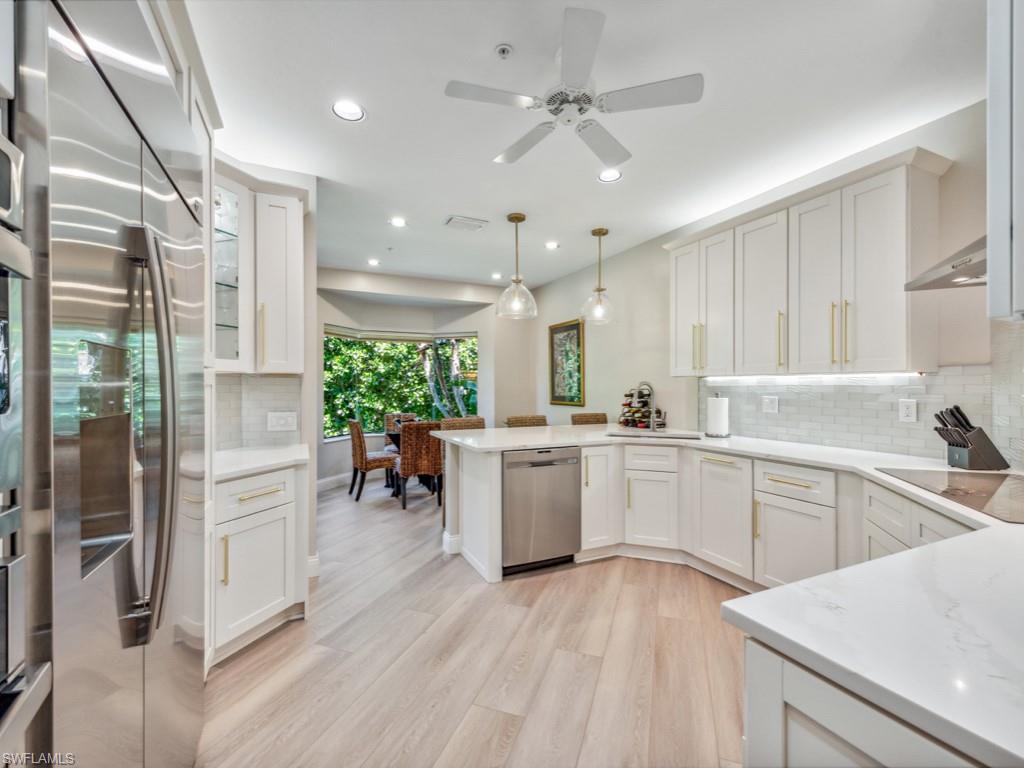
135,225,179,642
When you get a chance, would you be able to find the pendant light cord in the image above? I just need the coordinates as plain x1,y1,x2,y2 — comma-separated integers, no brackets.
514,221,520,280
597,234,603,290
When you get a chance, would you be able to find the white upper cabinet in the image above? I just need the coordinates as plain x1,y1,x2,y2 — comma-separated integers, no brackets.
788,191,842,373
841,166,938,373
669,153,945,377
669,243,701,376
213,177,255,372
700,231,735,376
987,0,1022,318
735,212,788,374
255,193,304,373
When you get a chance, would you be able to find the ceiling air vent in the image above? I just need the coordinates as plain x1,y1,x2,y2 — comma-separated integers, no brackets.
444,215,488,232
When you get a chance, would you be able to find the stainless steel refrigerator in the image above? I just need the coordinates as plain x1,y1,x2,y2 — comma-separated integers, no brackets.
34,0,206,763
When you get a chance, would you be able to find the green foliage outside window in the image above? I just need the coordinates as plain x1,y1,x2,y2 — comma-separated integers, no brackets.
323,336,478,438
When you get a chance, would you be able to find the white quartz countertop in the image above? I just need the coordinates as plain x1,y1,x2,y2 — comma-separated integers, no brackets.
214,444,309,482
432,425,1009,530
722,525,1024,766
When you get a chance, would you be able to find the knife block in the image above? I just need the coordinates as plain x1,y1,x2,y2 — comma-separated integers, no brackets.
947,427,1010,471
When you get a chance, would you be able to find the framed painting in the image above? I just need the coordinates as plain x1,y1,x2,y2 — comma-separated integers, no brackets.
549,319,585,406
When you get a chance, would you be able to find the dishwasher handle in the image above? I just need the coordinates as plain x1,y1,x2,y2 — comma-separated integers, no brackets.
507,457,579,469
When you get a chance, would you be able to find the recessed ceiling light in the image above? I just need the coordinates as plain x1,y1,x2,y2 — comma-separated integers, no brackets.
367,258,380,267
491,272,502,280
598,168,622,183
389,216,407,228
331,99,365,122
545,241,559,250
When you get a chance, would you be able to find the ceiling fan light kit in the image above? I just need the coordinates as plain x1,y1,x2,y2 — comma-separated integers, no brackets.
445,7,704,170
582,226,613,325
496,212,539,319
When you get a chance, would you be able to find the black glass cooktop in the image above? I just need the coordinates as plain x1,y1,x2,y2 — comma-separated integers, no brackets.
877,469,1024,524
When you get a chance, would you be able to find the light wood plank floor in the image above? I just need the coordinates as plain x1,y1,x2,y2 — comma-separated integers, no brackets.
197,476,745,768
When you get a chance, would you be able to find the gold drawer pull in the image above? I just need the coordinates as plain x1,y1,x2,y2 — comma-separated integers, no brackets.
221,535,230,585
765,474,812,489
753,499,761,539
238,485,284,502
182,494,204,504
627,478,632,509
701,454,735,465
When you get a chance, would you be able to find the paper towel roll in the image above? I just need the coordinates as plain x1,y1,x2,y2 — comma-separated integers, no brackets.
706,395,730,437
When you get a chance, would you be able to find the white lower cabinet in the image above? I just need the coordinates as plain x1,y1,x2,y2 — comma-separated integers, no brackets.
753,491,836,588
581,445,623,550
694,452,753,579
214,502,295,647
745,640,973,768
863,519,908,561
625,469,678,548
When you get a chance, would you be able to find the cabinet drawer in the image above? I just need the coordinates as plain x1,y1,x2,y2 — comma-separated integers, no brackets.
754,460,836,507
215,468,296,524
624,444,678,473
910,503,972,547
862,482,912,545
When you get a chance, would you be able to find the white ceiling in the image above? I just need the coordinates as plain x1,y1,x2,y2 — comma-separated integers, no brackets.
187,0,986,288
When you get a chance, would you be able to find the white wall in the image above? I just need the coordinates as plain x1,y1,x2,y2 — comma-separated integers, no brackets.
528,101,989,430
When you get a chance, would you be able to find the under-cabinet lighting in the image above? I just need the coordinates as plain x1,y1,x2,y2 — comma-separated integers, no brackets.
703,372,925,386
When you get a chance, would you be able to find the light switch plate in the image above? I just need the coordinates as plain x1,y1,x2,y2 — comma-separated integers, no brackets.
267,411,298,432
898,399,917,423
762,395,779,414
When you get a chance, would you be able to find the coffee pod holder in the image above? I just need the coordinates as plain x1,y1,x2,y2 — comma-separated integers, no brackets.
947,427,1009,471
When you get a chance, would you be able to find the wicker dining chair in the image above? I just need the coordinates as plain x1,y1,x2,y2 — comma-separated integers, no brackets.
505,415,548,427
571,412,608,425
394,421,443,510
348,420,396,502
383,412,418,452
439,416,486,430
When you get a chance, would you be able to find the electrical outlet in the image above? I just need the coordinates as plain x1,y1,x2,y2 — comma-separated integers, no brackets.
267,411,298,432
898,399,917,423
762,395,779,414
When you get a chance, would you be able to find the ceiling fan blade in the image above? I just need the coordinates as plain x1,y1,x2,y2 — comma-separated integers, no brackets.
493,122,556,164
597,73,705,113
561,7,605,89
445,80,540,110
576,119,632,167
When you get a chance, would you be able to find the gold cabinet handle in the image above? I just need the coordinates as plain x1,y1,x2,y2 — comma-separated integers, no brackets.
765,474,812,489
701,454,735,465
699,323,706,369
584,456,590,487
842,300,850,364
221,535,230,585
776,310,785,367
830,302,837,364
692,324,698,370
753,499,761,539
238,485,284,502
627,478,632,509
258,302,266,368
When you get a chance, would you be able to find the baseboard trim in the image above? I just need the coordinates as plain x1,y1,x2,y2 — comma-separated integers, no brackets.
317,472,351,493
575,544,762,594
442,531,461,555
307,552,321,577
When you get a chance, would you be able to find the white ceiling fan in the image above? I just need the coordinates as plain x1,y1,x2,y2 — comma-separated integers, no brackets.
445,7,704,167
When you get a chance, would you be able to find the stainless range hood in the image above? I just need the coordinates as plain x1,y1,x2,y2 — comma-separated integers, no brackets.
905,236,986,291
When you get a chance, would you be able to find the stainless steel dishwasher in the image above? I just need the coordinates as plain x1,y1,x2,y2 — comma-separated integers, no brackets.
502,446,581,574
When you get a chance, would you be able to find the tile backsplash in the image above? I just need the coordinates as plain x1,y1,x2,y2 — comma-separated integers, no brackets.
216,373,302,450
697,366,992,459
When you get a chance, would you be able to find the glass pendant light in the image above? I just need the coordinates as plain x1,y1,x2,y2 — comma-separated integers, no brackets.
581,226,613,325
496,212,538,319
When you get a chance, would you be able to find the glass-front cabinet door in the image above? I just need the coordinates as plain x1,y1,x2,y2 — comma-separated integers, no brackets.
213,176,254,371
